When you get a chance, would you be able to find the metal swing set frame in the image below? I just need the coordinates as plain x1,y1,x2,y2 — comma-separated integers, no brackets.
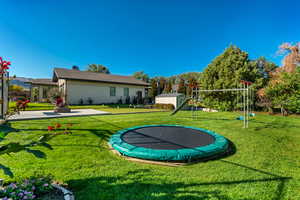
191,80,254,128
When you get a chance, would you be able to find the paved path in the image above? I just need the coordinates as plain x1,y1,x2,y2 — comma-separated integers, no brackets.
8,109,110,121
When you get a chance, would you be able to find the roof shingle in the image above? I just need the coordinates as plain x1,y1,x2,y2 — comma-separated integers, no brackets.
53,68,149,86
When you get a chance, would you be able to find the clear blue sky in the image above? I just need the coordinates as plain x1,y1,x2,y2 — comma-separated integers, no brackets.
0,0,299,78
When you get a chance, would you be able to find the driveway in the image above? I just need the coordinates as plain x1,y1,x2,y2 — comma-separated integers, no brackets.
8,109,110,121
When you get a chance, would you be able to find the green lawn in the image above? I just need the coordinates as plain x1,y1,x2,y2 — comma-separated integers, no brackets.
9,102,164,113
1,111,299,200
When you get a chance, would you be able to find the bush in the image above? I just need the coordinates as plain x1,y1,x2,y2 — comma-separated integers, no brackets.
132,96,137,104
118,97,123,104
0,175,54,200
47,88,62,102
79,98,84,105
153,103,175,110
125,96,131,104
87,97,93,105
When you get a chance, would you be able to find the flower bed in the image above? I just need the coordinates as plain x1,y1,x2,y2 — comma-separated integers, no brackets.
0,176,73,200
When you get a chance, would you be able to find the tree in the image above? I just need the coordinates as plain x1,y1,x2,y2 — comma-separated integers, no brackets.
200,45,260,111
158,77,166,94
186,77,198,96
72,65,80,70
132,71,149,82
9,85,23,92
177,79,186,94
87,64,110,74
164,81,172,93
264,67,300,115
149,80,158,100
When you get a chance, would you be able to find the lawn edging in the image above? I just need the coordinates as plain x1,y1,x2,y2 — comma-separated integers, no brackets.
52,183,75,200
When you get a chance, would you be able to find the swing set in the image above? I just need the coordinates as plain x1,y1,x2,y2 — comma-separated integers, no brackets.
171,80,254,128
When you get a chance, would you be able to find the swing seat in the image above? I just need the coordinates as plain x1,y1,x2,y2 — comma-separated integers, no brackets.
236,116,244,120
249,113,256,117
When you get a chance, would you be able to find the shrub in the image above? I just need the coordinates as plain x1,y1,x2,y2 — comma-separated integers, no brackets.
118,97,123,104
125,96,131,104
153,103,175,110
87,97,93,105
79,98,84,105
0,175,54,200
132,96,137,104
47,88,62,102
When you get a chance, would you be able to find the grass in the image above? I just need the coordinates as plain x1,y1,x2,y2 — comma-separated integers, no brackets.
9,102,164,114
1,111,299,200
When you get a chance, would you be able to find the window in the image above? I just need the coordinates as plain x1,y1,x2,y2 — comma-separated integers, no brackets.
110,87,116,96
124,88,129,97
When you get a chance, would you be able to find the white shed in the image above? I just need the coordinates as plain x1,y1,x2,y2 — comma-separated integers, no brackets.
155,93,185,109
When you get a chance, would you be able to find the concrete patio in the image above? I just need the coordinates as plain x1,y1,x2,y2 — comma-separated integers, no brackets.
8,109,110,121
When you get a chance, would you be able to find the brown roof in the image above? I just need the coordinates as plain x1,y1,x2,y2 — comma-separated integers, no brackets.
53,68,149,86
26,78,57,86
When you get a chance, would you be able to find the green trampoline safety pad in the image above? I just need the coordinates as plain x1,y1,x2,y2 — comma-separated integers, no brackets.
109,125,229,161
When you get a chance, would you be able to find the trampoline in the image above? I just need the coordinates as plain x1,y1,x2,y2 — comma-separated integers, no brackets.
109,125,229,162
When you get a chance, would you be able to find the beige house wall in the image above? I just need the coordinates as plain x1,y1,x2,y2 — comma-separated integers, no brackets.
60,79,146,105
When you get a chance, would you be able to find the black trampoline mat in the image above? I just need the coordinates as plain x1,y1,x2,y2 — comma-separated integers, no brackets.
121,126,215,150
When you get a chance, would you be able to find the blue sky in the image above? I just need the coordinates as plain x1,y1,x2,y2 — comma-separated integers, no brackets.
0,0,299,78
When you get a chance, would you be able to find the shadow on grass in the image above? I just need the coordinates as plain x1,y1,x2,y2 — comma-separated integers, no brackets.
251,120,300,130
68,163,292,200
0,164,13,178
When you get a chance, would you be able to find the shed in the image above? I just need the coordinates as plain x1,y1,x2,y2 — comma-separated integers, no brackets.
155,93,185,109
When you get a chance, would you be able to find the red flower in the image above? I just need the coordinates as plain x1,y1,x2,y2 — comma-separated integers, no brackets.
25,100,30,103
48,126,54,131
55,123,61,128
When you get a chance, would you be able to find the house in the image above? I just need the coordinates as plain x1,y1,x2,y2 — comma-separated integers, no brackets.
25,79,58,102
155,93,185,109
52,68,149,105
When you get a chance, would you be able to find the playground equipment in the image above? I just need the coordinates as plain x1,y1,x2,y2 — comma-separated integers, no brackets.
171,80,254,128
109,125,229,162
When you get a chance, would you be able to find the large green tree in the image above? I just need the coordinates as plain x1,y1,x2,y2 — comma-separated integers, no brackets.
264,67,300,115
200,45,260,111
87,64,110,74
132,71,149,82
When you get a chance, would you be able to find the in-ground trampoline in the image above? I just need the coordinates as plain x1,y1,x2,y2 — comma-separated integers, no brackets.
109,125,229,162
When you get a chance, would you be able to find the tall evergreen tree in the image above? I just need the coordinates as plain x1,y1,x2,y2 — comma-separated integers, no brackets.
200,45,260,111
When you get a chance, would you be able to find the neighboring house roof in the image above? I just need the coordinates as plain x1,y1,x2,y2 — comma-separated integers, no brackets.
9,77,32,90
53,68,149,86
156,93,184,97
25,78,58,86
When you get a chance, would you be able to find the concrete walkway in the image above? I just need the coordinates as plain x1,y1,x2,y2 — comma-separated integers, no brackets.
8,109,110,121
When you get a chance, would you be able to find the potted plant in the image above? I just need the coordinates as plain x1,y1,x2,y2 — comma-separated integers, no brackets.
48,88,71,113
